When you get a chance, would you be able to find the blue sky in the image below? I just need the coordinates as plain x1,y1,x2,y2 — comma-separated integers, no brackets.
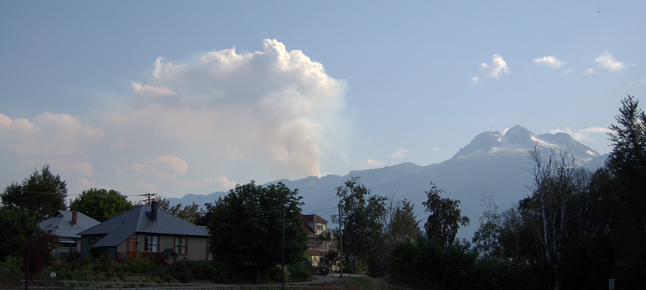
1,1,644,202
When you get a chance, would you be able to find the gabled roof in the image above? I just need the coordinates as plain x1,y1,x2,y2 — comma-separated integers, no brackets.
38,211,100,240
301,214,328,224
78,204,208,247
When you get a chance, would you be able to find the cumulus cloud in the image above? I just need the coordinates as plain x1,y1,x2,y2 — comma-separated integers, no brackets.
0,112,103,176
0,39,347,197
562,69,573,74
365,159,385,167
391,147,408,158
595,51,626,72
640,79,646,84
550,126,610,141
480,54,510,78
471,76,481,83
432,147,439,151
583,68,594,75
533,56,566,69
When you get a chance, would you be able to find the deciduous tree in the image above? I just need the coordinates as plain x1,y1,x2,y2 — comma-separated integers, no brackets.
422,182,469,249
207,181,307,283
1,165,67,222
69,188,134,222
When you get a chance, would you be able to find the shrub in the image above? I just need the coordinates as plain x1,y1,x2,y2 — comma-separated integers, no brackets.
89,247,102,260
289,263,311,282
268,265,289,282
168,259,193,283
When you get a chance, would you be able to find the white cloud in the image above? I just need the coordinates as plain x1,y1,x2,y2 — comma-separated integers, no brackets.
117,155,188,182
550,126,610,141
640,79,646,84
562,69,573,74
595,51,626,72
583,68,594,75
480,54,510,78
471,76,481,83
131,82,174,97
391,146,409,158
432,147,439,151
0,112,103,178
533,56,566,69
0,40,348,197
365,159,385,167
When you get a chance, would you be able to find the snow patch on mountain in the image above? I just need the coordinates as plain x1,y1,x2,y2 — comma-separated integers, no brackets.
453,125,599,162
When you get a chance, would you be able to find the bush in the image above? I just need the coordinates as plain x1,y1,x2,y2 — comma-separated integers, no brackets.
168,259,193,283
289,263,311,282
89,247,103,260
268,265,289,283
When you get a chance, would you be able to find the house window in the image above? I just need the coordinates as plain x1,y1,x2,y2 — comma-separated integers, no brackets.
88,238,95,245
145,235,159,252
174,237,188,255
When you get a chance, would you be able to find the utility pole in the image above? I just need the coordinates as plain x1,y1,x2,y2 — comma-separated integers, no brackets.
282,203,285,290
338,205,343,278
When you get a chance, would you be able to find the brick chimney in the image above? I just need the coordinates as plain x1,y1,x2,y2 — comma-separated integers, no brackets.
72,211,78,226
151,200,158,222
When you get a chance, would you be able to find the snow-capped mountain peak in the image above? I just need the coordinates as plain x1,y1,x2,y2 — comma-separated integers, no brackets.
452,125,599,161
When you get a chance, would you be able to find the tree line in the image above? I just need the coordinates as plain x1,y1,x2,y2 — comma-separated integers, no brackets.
1,95,644,288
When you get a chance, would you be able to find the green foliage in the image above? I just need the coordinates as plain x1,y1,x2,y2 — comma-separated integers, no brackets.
19,230,59,280
69,188,134,222
289,262,312,282
336,177,388,274
0,207,38,261
422,182,469,249
1,165,67,222
89,247,103,260
472,195,502,257
167,202,202,223
168,258,193,283
268,265,289,283
387,198,420,243
207,181,308,283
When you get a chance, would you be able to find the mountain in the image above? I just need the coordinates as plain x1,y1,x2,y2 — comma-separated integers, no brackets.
168,125,605,239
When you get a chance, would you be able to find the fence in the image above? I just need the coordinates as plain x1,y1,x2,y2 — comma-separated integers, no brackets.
17,280,343,290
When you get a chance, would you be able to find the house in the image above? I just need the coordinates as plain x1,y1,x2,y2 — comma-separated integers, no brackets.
300,213,335,269
38,210,101,259
78,200,209,263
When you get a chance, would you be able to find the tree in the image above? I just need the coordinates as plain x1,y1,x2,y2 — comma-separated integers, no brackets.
472,195,502,256
526,147,590,290
69,188,134,222
0,207,38,261
387,198,420,243
606,95,646,243
19,230,58,280
422,182,469,249
336,177,388,274
1,165,67,222
167,202,202,224
207,181,308,283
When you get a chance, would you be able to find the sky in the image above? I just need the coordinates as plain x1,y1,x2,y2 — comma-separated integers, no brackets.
1,1,645,204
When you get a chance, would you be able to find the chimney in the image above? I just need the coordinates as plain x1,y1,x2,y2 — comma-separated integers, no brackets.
72,211,78,226
151,200,158,222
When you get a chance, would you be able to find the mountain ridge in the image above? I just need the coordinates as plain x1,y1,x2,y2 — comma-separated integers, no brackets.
168,125,606,239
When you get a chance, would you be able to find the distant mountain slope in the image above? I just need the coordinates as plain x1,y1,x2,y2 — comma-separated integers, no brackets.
168,125,606,239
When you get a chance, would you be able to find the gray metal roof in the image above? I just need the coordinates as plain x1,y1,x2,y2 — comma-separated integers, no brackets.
78,204,209,247
38,211,100,239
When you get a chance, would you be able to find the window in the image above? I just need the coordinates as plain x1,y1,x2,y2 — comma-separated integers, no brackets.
174,237,188,255
88,238,95,245
145,235,159,252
